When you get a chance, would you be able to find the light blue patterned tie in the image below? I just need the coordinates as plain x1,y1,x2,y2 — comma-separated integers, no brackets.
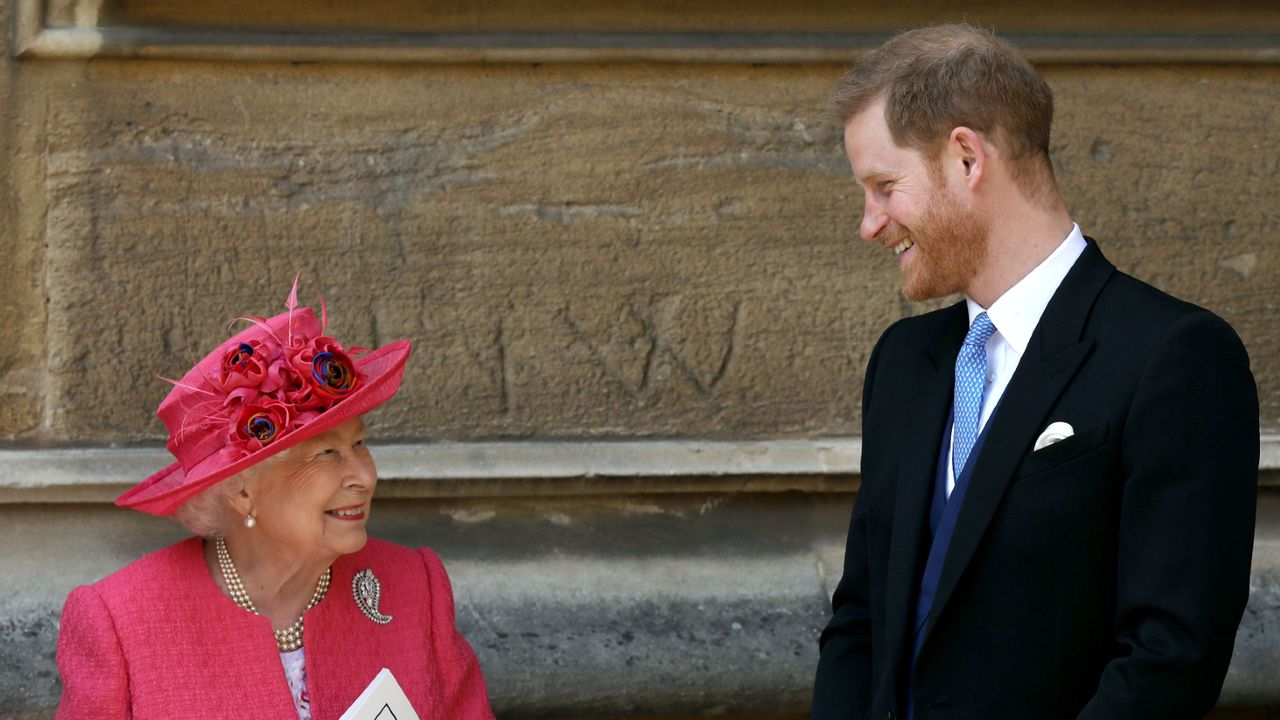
953,312,997,480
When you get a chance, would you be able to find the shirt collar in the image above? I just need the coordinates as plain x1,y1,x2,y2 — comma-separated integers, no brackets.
966,223,1088,356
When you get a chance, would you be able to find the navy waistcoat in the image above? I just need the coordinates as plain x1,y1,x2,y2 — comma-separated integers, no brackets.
903,411,994,718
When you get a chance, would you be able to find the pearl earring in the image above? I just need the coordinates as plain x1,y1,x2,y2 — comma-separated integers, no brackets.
244,513,257,529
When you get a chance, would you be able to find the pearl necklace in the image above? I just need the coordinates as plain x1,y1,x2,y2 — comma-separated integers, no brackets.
215,536,331,652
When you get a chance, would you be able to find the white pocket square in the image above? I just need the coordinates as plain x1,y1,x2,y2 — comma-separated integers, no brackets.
1034,421,1075,451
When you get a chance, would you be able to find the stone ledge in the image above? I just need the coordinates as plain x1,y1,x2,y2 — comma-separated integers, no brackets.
14,27,1280,64
2,435,1277,503
0,439,859,503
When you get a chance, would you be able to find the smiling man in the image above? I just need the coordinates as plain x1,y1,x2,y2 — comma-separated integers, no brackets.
811,24,1259,720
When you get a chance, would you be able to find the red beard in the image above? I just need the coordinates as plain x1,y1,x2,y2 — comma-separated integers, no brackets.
885,188,989,302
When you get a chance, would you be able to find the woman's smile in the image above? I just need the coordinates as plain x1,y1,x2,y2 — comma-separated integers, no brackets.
325,504,367,521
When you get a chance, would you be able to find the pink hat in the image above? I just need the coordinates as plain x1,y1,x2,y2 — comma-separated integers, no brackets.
117,282,411,516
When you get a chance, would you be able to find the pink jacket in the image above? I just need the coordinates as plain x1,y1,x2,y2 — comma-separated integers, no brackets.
57,537,494,720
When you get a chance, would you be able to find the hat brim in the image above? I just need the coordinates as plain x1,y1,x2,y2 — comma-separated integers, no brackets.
116,339,412,516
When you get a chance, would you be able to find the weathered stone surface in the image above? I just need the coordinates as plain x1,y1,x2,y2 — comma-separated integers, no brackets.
1,61,1275,444
0,0,48,442
0,602,60,717
84,0,1280,35
1222,493,1280,707
33,62,863,443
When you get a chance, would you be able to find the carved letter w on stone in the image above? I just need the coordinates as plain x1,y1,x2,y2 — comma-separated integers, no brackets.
560,296,744,402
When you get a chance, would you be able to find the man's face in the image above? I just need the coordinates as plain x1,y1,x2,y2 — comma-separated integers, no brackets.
843,100,988,301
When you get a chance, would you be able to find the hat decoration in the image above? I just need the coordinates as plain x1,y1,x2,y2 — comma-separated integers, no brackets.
216,335,360,460
183,279,363,463
117,276,411,516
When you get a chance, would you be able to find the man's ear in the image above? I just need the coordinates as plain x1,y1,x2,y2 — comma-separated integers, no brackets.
947,126,987,190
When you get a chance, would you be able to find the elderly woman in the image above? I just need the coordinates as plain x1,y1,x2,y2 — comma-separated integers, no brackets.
56,282,494,719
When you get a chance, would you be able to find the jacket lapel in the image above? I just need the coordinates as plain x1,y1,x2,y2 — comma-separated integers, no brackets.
883,304,967,692
309,549,390,719
919,240,1116,647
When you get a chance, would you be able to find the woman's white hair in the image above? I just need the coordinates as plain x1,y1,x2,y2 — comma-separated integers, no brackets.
172,449,291,537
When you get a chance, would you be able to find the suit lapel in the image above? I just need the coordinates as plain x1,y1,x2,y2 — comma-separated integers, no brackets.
919,240,1116,646
883,304,967,689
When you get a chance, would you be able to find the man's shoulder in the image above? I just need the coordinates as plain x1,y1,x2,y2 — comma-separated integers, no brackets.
1103,268,1204,318
874,301,967,353
1092,266,1240,349
1075,235,1213,323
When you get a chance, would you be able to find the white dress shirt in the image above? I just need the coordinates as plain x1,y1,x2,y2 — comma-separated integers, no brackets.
946,223,1088,497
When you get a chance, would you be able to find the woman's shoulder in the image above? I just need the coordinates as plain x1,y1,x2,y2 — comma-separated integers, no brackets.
346,537,448,578
353,535,448,568
64,537,212,635
83,536,206,599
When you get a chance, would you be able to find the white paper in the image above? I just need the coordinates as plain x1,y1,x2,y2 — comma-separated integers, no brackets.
339,668,421,720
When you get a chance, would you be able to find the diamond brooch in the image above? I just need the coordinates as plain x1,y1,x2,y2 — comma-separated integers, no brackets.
353,568,393,625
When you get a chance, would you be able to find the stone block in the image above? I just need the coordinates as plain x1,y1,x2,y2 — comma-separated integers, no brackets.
13,61,1278,444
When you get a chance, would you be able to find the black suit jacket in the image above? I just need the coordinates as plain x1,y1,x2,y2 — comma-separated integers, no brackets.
813,240,1259,720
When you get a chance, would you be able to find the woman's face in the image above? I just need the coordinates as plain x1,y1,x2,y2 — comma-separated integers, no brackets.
244,416,377,565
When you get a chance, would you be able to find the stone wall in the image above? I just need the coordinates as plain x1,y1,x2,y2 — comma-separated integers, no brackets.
1,0,1278,716
2,61,1277,443
0,60,1276,444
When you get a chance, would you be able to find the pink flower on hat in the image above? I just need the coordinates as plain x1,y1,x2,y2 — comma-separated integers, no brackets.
218,338,282,394
232,399,294,455
286,336,361,410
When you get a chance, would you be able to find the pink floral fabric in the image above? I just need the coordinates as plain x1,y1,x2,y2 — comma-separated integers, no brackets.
280,648,312,720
